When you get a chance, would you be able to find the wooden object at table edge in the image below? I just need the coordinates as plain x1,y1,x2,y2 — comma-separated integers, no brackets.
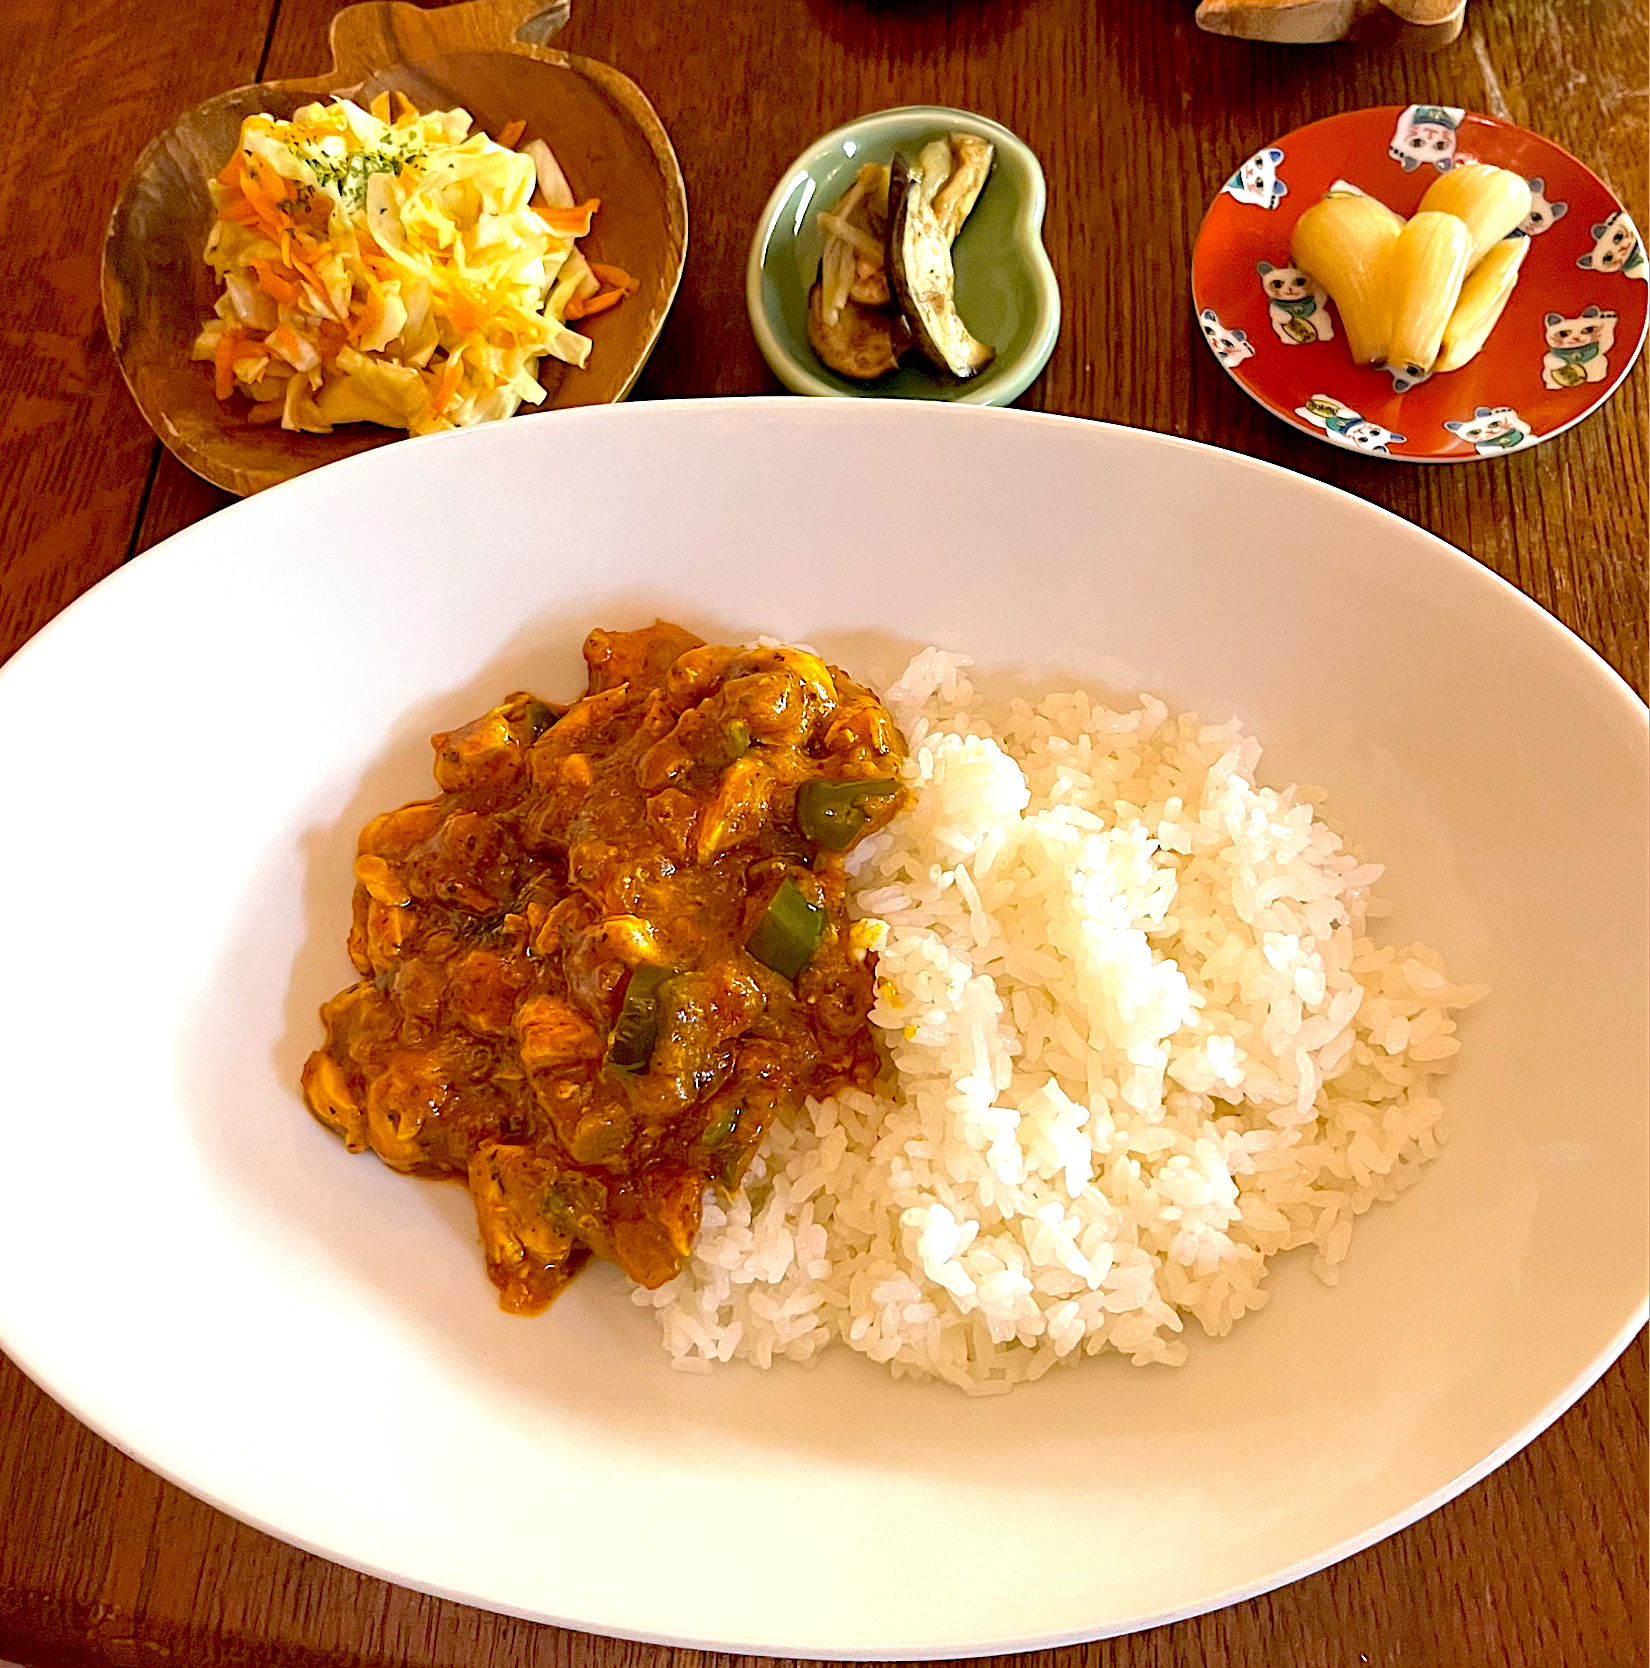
1195,0,1467,48
100,0,689,498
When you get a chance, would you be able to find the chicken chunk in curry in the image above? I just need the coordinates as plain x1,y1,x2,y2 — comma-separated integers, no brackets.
301,623,906,1312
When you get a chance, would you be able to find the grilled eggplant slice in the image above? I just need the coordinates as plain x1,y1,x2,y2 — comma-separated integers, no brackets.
931,133,994,247
885,153,995,379
807,280,911,380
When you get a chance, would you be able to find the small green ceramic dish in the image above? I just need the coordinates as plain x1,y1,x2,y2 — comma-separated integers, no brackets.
746,105,1061,403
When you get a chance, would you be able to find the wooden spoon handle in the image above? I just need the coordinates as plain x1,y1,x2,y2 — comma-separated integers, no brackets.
328,0,573,80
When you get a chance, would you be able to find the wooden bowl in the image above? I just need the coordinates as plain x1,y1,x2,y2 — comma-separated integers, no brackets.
101,0,688,496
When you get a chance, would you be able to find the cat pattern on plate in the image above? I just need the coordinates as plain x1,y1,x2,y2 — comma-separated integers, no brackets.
1541,308,1619,389
1295,394,1405,454
1388,105,1465,172
1222,147,1288,210
1576,211,1646,280
1518,177,1568,236
1444,405,1538,456
1258,262,1333,344
1199,307,1256,368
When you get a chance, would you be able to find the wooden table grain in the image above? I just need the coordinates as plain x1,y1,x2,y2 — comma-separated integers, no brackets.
1,0,1644,1662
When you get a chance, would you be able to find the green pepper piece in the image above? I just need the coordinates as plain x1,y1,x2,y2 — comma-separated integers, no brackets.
521,697,564,740
606,964,674,1074
701,1103,740,1149
745,877,826,980
796,777,902,850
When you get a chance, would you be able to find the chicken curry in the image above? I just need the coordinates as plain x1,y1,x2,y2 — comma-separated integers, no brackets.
301,623,905,1311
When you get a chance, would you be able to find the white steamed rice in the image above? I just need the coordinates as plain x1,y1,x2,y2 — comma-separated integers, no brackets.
632,650,1484,1392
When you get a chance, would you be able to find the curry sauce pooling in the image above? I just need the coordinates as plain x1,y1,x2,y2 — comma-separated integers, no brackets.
301,623,907,1311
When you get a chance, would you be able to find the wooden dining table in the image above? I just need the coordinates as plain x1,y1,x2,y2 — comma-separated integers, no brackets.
1,0,1644,1661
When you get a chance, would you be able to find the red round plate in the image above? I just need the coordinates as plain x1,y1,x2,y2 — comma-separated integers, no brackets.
1193,106,1648,462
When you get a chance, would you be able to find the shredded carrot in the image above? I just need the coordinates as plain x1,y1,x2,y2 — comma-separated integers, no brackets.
569,288,626,319
588,262,638,294
284,239,342,321
316,320,350,364
220,196,262,227
352,285,385,344
428,355,465,417
446,296,486,334
392,91,419,123
369,90,392,123
537,199,600,236
236,165,292,244
249,259,303,307
291,189,333,231
267,324,310,366
497,118,526,149
566,264,636,319
216,152,243,187
285,257,323,309
213,329,248,399
240,161,290,208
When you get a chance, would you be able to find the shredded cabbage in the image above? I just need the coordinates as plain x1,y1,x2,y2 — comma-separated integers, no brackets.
192,95,629,437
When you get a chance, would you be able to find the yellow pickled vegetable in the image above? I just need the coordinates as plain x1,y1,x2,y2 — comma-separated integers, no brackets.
1384,211,1471,383
1418,165,1534,270
1290,190,1405,365
1434,236,1530,373
1323,177,1406,234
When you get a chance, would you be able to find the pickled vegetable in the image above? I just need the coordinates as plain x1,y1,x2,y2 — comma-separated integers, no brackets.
1290,189,1405,366
1384,211,1471,384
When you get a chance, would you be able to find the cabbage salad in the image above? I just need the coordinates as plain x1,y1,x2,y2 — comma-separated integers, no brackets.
191,94,635,434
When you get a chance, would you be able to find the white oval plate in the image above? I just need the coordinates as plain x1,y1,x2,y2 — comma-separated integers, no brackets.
0,401,1643,1657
